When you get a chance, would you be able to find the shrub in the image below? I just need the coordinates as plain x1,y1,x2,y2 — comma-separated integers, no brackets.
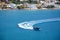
17,5,24,9
46,5,55,8
12,1,20,4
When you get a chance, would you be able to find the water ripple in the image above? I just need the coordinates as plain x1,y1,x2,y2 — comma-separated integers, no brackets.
18,18,60,30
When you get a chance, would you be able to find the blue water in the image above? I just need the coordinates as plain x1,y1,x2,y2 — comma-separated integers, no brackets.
0,10,60,40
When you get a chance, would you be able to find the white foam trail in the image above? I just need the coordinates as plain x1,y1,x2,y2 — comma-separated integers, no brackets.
18,18,60,30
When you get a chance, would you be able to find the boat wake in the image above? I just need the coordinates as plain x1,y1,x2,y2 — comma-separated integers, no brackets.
18,18,60,30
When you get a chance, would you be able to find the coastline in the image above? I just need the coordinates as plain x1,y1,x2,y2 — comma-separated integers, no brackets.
0,8,60,10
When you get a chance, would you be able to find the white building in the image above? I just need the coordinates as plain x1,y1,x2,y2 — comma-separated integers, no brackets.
20,0,28,1
0,0,59,3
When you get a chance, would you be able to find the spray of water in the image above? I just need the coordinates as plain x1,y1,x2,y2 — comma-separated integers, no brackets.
18,18,60,30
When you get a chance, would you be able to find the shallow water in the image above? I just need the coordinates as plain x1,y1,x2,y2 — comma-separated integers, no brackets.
0,10,60,40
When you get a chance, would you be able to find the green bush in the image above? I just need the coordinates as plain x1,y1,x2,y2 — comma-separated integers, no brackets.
12,1,20,4
46,5,55,8
10,0,20,4
17,5,24,9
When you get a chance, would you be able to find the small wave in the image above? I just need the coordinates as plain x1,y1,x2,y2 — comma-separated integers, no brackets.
18,18,60,30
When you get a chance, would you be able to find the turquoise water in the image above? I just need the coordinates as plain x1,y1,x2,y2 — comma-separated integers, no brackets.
0,10,60,40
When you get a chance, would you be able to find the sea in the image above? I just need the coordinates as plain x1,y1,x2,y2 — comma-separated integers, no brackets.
0,9,60,40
